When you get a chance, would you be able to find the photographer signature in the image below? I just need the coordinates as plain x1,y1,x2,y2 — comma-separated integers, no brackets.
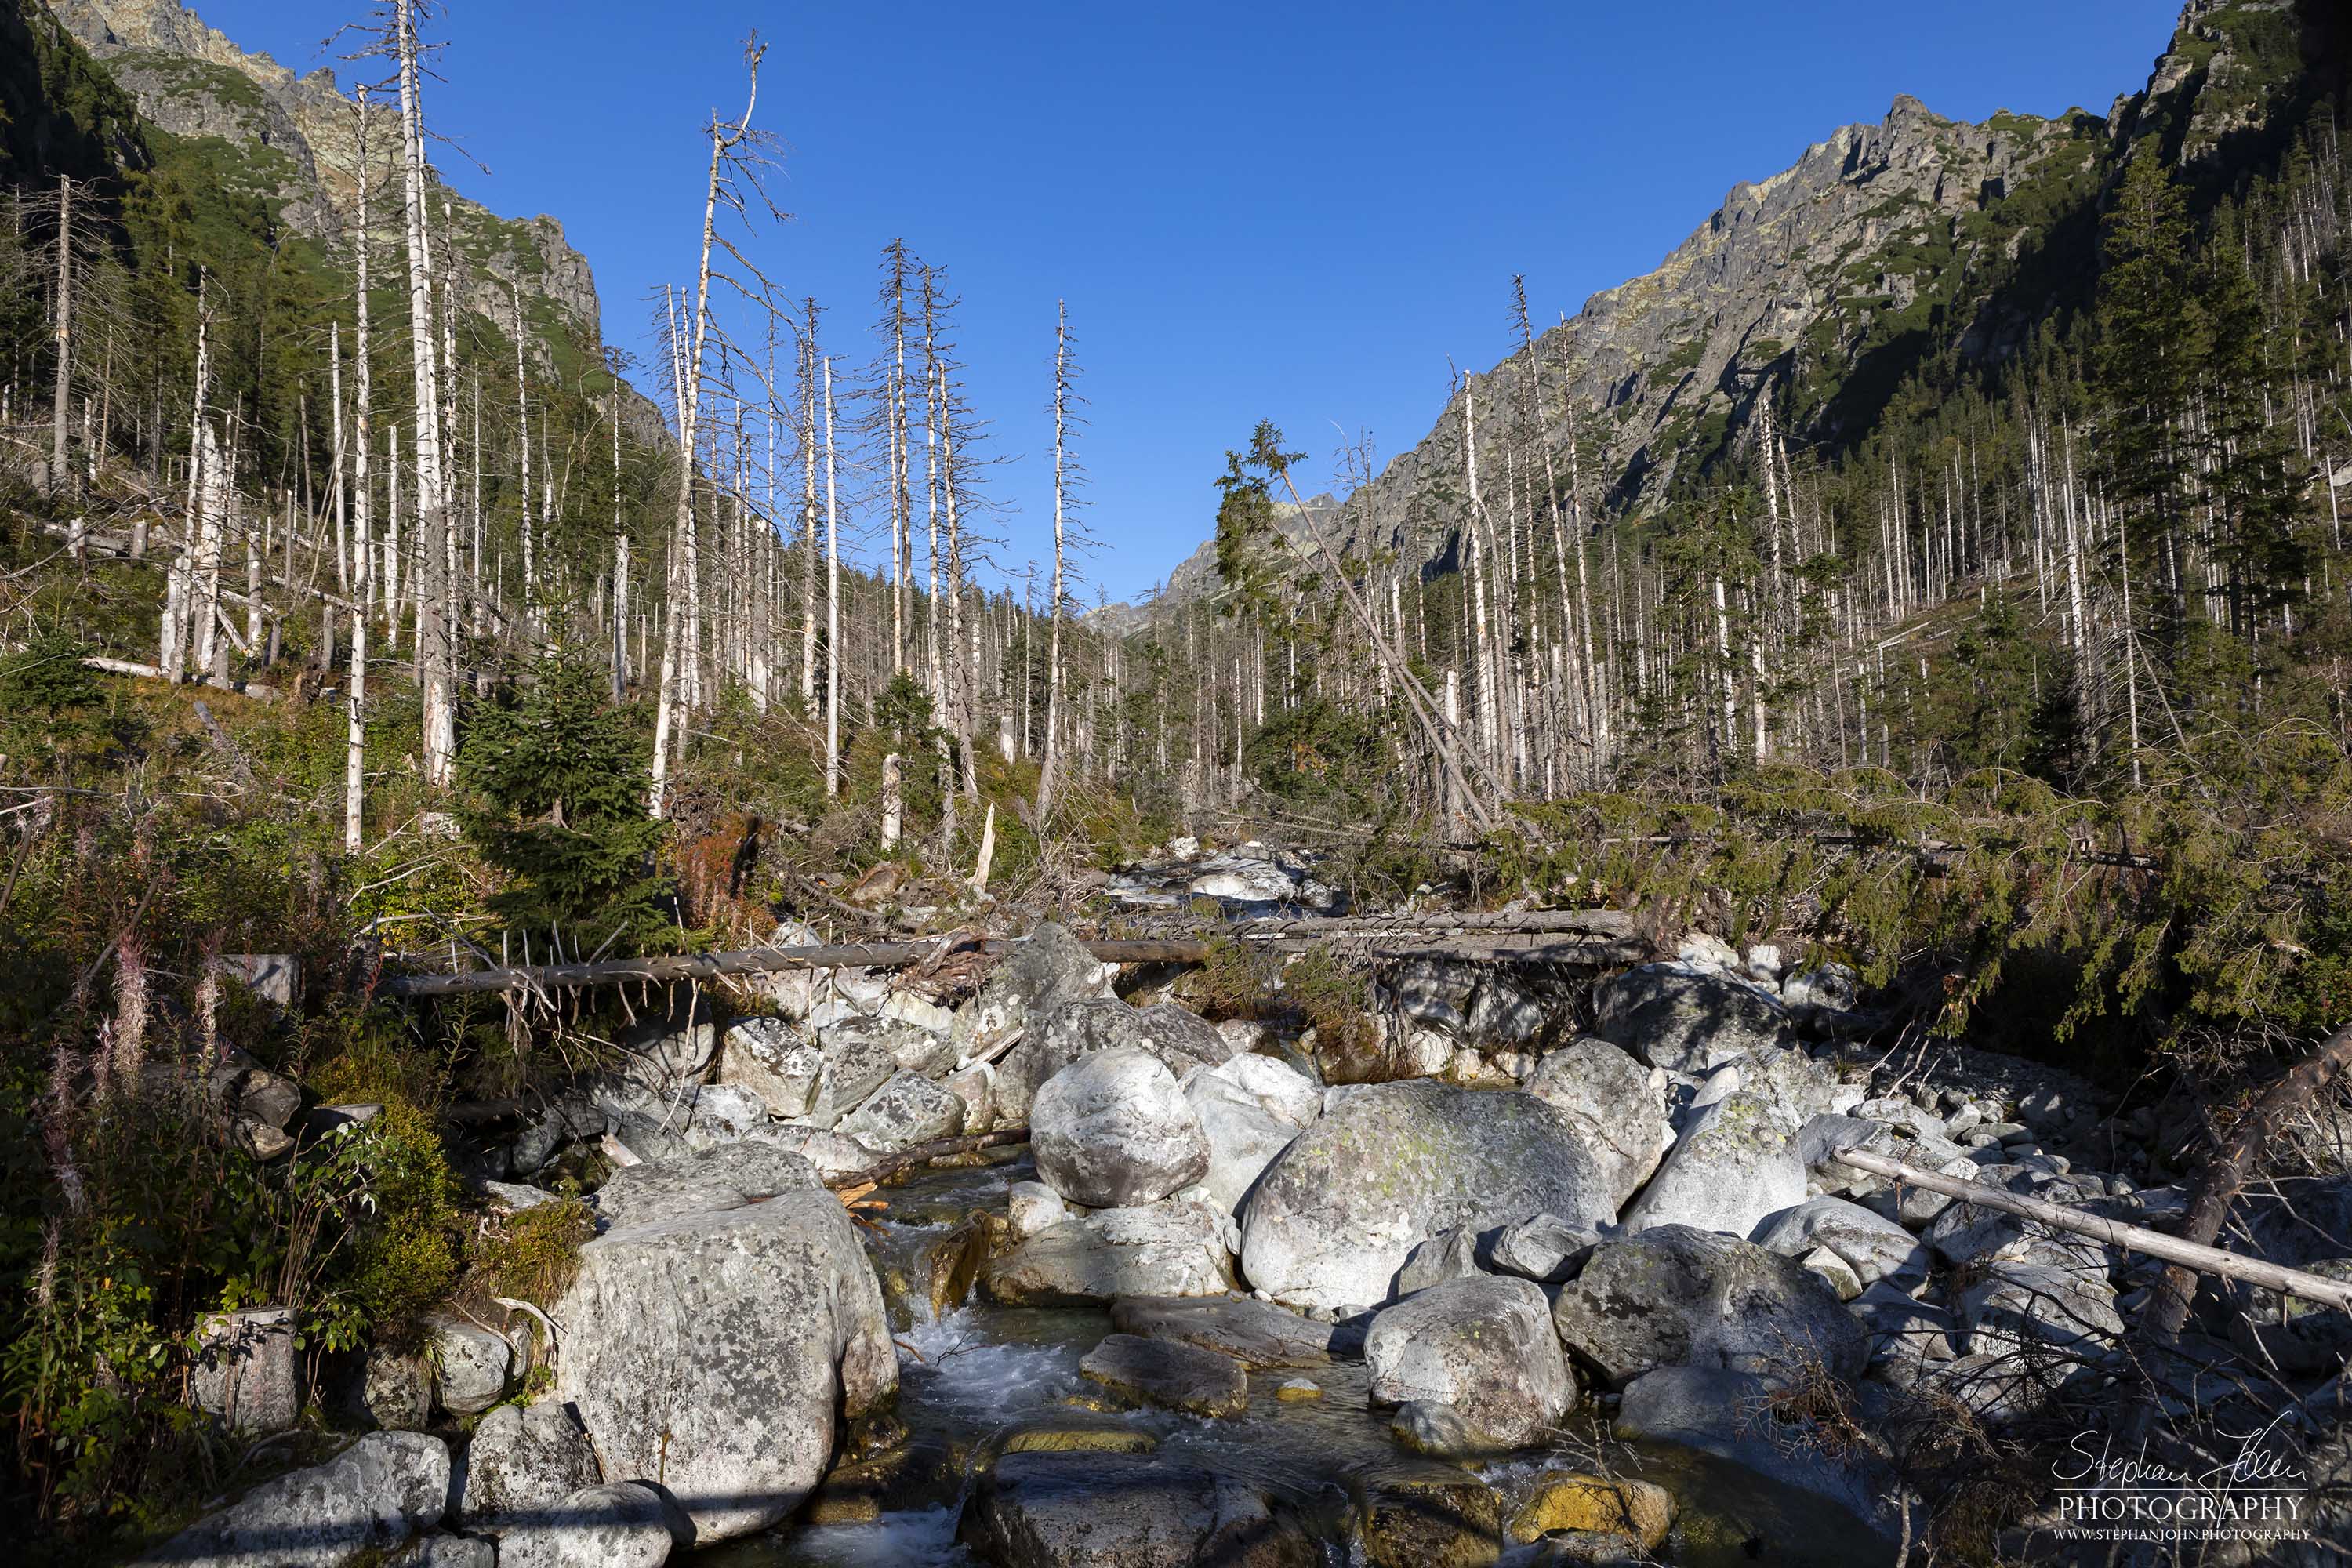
2053,1415,2310,1491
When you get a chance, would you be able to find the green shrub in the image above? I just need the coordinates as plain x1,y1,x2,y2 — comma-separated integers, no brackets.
462,1196,593,1308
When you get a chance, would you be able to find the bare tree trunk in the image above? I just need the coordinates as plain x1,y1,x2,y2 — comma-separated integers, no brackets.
49,173,73,501
651,47,765,818
942,367,978,800
162,274,212,682
823,354,843,797
511,276,535,635
611,380,628,701
395,0,456,787
799,312,819,706
1039,300,1071,818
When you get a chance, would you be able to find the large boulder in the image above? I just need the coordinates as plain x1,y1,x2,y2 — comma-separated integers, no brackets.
957,1450,1318,1568
837,1068,965,1151
592,1080,768,1163
1592,964,1792,1073
456,1401,601,1534
1238,1081,1614,1313
1207,1053,1323,1128
553,1151,896,1543
1181,1069,1299,1215
986,1202,1235,1305
1033,1048,1210,1208
1620,1090,1805,1239
1751,1197,1931,1294
495,1483,677,1568
1523,1038,1672,1209
718,1015,822,1118
996,1000,1232,1120
590,1135,821,1229
1365,1275,1573,1450
799,1016,912,1127
1551,1225,1867,1388
138,1432,449,1567
957,923,1114,1058
1958,1261,2123,1356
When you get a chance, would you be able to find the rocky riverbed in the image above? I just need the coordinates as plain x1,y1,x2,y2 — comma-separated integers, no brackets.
148,860,2352,1566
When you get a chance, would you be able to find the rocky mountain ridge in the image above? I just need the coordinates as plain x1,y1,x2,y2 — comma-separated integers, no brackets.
1127,0,2314,619
48,0,612,376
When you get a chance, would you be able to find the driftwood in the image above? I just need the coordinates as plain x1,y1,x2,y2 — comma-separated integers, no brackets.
822,1127,1029,1191
382,918,1648,1000
1831,1147,2352,1312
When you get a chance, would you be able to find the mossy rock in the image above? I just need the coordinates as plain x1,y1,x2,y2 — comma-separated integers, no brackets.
1508,1472,1675,1548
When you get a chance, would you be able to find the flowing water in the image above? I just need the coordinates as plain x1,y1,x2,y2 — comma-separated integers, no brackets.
706,1150,1893,1568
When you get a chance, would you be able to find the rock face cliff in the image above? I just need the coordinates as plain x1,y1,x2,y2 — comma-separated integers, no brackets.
1132,0,2316,614
49,0,608,366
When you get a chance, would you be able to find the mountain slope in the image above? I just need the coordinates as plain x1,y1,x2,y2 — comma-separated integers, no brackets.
1139,0,2321,610
47,0,615,387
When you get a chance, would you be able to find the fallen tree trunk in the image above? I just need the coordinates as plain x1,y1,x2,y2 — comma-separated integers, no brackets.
1831,1147,2352,1312
381,923,1646,999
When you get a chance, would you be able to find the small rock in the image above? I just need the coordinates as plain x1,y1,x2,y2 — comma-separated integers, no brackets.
942,1061,996,1134
1800,1246,1864,1301
1000,1423,1158,1455
1007,1179,1073,1238
1079,1332,1248,1418
362,1348,433,1432
1396,1227,1481,1295
1486,1212,1600,1285
430,1318,513,1417
1276,1378,1322,1401
1387,1399,1484,1457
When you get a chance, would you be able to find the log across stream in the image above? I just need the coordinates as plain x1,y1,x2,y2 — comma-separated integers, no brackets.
697,1149,1895,1568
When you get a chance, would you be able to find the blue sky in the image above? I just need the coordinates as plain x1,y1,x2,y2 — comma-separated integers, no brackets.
197,0,2179,601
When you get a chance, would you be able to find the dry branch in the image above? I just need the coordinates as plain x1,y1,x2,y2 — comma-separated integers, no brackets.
1831,1147,2352,1312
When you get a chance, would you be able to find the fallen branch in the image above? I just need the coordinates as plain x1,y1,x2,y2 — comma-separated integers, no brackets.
1831,1147,2352,1312
822,1127,1029,1191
